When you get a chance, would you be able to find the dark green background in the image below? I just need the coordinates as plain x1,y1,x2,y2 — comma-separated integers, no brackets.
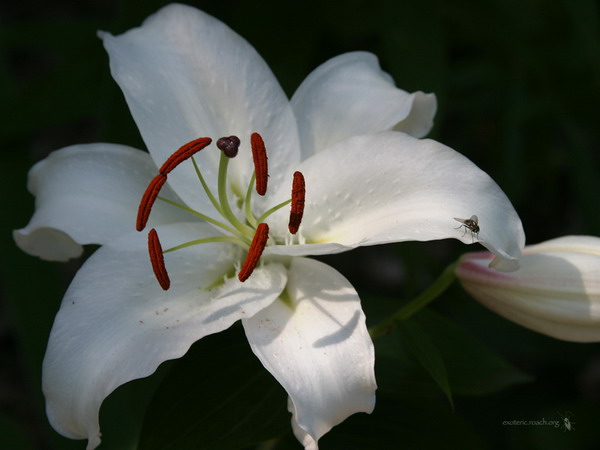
1,0,599,449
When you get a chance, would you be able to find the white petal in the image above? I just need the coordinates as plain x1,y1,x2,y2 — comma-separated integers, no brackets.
243,257,376,448
393,89,438,139
485,304,600,342
13,144,189,261
524,235,600,255
268,131,525,267
457,236,600,342
42,222,287,447
287,397,318,450
265,242,354,257
291,52,436,158
101,4,300,211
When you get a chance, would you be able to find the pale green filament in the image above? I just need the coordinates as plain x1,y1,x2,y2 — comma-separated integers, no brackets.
257,198,292,224
243,172,258,228
163,235,247,253
157,143,298,263
157,196,241,237
191,156,222,216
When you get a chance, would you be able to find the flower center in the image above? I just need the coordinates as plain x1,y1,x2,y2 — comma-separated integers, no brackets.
136,133,306,290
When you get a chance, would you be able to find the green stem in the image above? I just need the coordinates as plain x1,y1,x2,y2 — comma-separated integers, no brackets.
369,261,457,339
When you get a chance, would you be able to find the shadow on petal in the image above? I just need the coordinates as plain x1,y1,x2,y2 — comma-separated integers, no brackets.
313,310,360,348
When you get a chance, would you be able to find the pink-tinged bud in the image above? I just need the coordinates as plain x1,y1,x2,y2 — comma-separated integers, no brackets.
455,236,600,342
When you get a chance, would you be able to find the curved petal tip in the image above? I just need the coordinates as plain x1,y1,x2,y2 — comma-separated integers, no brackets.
13,227,83,262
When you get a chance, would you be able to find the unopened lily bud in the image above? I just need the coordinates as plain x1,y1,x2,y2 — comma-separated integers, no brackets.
455,236,600,342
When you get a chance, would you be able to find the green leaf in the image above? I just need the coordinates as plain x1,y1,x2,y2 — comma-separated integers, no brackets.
398,319,454,408
138,325,289,450
375,307,532,398
415,309,533,396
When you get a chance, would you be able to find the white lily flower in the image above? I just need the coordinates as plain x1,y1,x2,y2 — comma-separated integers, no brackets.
13,4,525,449
456,236,600,342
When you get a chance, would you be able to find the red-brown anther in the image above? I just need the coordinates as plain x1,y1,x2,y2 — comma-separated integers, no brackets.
216,135,241,158
238,223,269,282
159,137,212,175
148,228,170,290
288,171,306,234
136,174,167,231
250,132,268,196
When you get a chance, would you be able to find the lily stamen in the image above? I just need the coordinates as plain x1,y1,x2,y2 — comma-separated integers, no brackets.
138,133,303,287
250,132,268,196
159,137,212,175
148,228,170,290
238,223,269,282
137,174,167,231
137,137,212,232
288,171,306,234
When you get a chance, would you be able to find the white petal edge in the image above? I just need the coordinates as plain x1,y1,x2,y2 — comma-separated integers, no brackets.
243,257,376,449
42,222,287,448
14,143,189,261
101,3,301,212
267,131,525,269
468,286,600,343
523,235,600,255
291,51,437,159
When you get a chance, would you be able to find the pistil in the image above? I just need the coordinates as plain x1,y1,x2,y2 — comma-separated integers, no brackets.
216,136,241,158
216,151,254,235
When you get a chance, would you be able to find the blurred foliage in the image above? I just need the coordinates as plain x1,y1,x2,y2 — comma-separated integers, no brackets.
1,0,599,449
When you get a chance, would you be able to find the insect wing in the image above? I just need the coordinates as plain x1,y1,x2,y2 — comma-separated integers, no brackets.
453,215,480,240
